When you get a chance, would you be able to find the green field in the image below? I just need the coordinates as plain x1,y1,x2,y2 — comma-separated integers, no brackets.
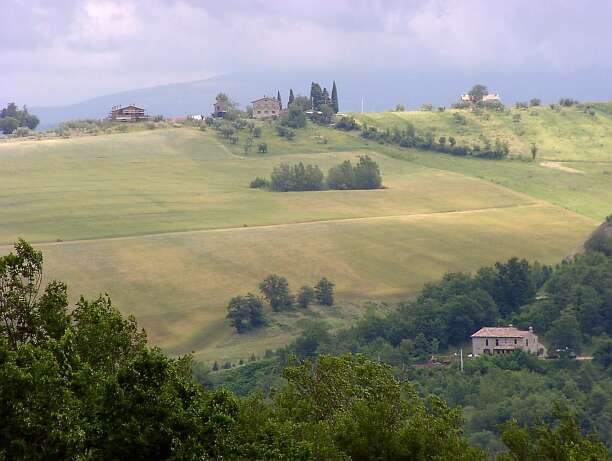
0,119,606,362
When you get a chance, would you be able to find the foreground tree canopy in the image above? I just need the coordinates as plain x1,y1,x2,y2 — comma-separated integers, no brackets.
1,240,608,460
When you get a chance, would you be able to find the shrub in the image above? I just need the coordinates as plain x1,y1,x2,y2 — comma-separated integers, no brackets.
453,113,467,125
335,116,357,131
13,127,31,137
276,126,295,140
281,106,306,129
249,177,269,189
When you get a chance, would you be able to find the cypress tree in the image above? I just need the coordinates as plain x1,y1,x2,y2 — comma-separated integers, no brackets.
277,90,282,109
331,81,339,113
310,82,323,110
288,89,295,106
322,88,330,106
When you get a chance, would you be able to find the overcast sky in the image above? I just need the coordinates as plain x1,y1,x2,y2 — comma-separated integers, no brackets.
1,0,611,107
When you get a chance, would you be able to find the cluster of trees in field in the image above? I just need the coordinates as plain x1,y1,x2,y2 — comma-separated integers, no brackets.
226,274,335,333
2,241,609,459
0,102,39,135
359,122,510,159
251,155,383,192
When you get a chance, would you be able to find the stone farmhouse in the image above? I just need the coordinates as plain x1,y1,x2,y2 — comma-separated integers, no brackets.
109,105,148,122
471,326,546,357
251,96,281,119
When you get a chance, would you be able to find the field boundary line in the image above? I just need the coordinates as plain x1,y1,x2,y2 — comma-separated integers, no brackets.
0,203,575,250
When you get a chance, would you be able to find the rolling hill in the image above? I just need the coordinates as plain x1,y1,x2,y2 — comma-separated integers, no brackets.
0,106,609,362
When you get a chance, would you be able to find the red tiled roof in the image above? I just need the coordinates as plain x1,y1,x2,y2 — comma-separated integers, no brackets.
471,327,529,338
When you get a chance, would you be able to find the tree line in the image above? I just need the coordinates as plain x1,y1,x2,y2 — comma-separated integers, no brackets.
250,155,383,192
0,102,40,135
355,121,510,159
227,274,334,333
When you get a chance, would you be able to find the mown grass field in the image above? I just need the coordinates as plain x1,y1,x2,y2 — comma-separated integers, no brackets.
0,120,605,362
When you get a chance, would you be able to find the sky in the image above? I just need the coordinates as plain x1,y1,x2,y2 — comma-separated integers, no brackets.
1,0,612,108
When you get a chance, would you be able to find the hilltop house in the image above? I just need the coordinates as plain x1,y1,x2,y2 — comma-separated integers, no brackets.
213,101,228,118
251,96,281,119
460,93,501,103
109,105,148,122
471,326,546,357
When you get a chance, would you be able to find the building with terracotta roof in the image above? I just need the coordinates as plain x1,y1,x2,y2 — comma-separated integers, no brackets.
109,105,148,122
251,96,281,119
471,326,546,357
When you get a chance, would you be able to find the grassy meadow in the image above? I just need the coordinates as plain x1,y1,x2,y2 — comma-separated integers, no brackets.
353,102,612,161
0,113,607,362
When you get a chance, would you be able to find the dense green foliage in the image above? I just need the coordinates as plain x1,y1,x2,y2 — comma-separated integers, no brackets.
263,156,382,192
270,162,325,191
1,241,608,459
226,294,266,332
212,236,612,455
327,155,383,190
0,102,39,134
359,123,509,159
259,274,295,311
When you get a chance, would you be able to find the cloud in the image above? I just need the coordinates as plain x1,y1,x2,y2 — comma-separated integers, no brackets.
1,0,611,105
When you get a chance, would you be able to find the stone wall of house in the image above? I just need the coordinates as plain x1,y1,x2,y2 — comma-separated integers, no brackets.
252,98,281,119
472,332,546,357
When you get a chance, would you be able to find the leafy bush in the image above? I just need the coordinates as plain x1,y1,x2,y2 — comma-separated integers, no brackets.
280,106,306,128
249,177,269,189
335,116,358,131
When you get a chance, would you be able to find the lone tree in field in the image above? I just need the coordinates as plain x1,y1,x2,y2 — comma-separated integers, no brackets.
315,278,335,306
226,294,266,333
259,274,294,311
297,286,316,308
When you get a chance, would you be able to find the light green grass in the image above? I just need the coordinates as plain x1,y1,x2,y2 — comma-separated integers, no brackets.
0,127,533,244
353,103,612,161
0,126,602,362
11,203,593,362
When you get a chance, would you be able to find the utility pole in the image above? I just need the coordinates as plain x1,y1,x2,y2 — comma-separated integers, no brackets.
460,348,464,373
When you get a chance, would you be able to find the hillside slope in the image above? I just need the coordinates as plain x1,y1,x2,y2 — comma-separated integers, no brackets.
353,102,612,161
0,126,599,362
